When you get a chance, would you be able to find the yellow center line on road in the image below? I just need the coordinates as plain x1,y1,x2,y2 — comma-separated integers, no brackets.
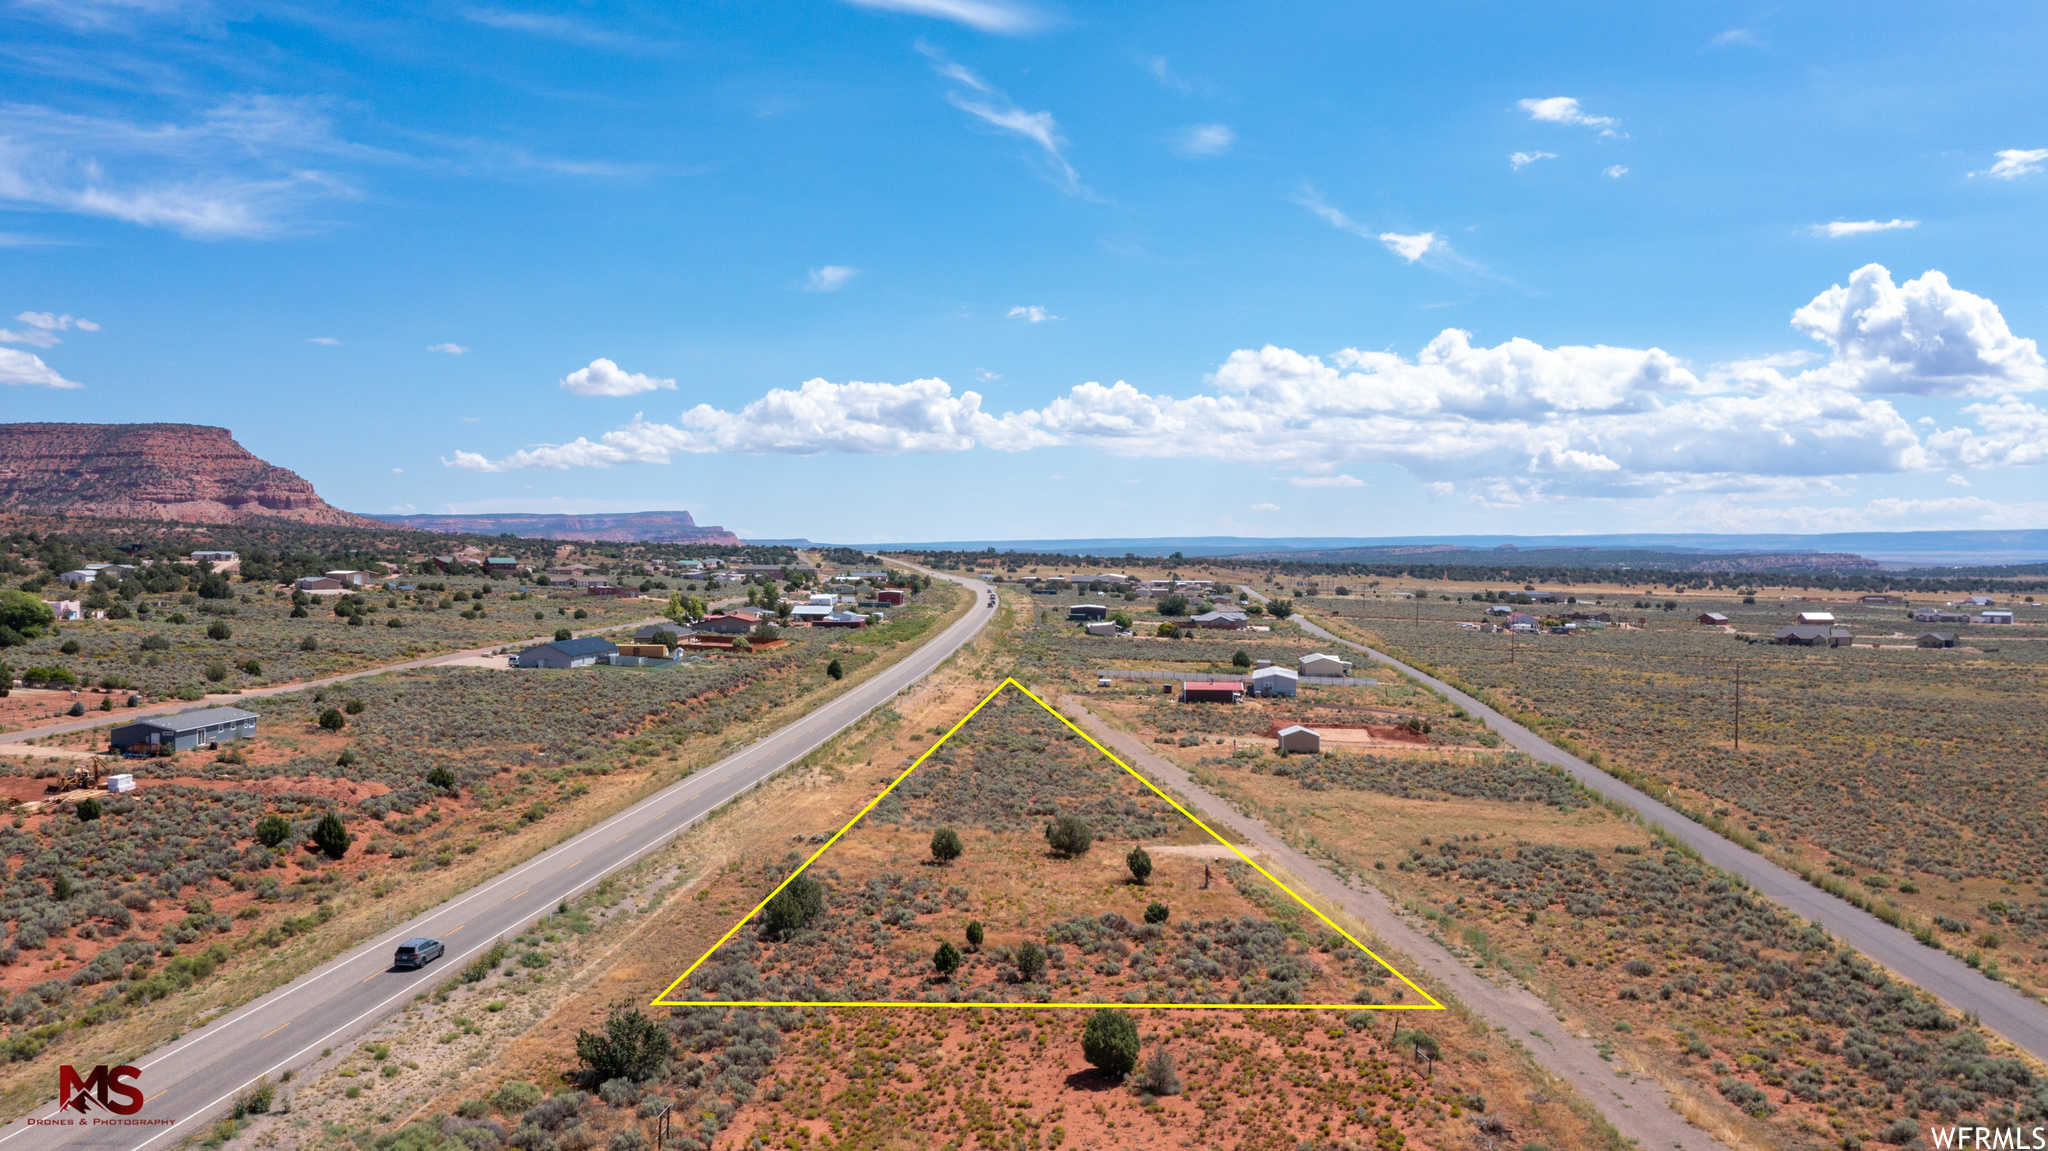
360,971,379,984
615,834,627,842
447,924,465,934
258,1021,290,1040
515,889,528,898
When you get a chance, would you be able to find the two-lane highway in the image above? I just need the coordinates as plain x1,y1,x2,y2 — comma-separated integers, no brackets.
0,571,993,1151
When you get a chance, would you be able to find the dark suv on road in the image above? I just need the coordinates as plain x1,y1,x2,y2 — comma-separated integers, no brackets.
394,937,445,969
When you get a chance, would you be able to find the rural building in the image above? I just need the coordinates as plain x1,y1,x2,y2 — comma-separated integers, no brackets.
877,589,907,606
1276,725,1321,754
814,611,872,628
692,613,760,635
514,637,619,668
485,557,519,572
584,585,640,598
1913,609,1972,624
1917,632,1958,648
1082,621,1123,636
1298,653,1352,677
615,643,672,659
1696,612,1729,625
633,624,684,643
1506,612,1540,633
49,600,83,620
190,550,239,565
110,707,260,754
790,603,833,623
1068,604,1109,621
1860,594,1906,605
1251,666,1298,697
1963,596,1997,607
1483,604,1514,616
57,569,99,585
1774,625,1850,647
1186,610,1249,630
293,576,345,593
325,570,375,586
1978,610,2015,624
1181,680,1244,704
1796,611,1836,626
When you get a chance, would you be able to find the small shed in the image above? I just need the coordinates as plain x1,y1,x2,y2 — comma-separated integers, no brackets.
877,588,908,606
1796,611,1836,626
1276,725,1321,754
1068,604,1109,621
1979,610,2015,624
1696,612,1729,625
815,611,872,628
514,637,619,668
1083,621,1121,636
1181,680,1244,704
110,706,260,754
1250,666,1298,697
294,576,345,593
1916,632,1958,648
1298,653,1352,677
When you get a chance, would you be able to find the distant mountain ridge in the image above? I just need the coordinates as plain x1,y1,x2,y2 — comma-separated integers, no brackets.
0,422,380,528
858,530,2048,567
372,510,741,545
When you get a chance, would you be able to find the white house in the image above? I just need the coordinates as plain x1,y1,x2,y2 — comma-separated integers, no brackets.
1276,725,1321,753
1251,666,1299,697
1298,653,1353,677
1797,611,1837,626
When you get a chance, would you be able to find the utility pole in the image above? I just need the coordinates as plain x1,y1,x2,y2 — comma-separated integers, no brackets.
1733,660,1741,751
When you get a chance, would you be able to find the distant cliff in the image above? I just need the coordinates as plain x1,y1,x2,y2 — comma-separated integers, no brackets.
0,423,381,527
373,510,742,545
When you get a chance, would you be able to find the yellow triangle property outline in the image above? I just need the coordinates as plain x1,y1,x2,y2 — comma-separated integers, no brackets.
651,677,1443,1011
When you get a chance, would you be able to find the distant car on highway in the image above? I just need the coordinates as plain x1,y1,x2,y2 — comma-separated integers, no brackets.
393,937,444,969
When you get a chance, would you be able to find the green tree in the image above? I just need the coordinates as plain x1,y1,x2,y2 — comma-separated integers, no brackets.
299,635,318,651
205,620,232,641
1155,622,1179,639
0,589,55,639
1268,599,1294,620
1045,814,1093,857
318,708,347,732
554,627,573,641
1156,594,1190,617
50,875,73,900
426,766,458,792
75,797,102,822
1144,902,1170,924
761,874,825,938
1126,845,1153,884
1110,611,1134,630
344,698,365,715
255,814,292,847
826,658,844,680
1231,649,1252,669
933,940,962,979
1014,941,1046,983
965,920,984,949
575,1003,674,1085
1082,1008,1140,1077
930,826,963,864
312,812,352,859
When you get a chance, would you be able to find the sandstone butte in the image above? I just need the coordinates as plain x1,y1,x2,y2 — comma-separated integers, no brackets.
0,421,383,527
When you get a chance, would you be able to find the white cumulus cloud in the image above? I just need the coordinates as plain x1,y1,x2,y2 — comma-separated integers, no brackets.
1811,219,1917,238
1509,151,1555,170
0,347,82,388
1790,264,2047,397
1976,149,2048,180
427,342,469,355
559,358,677,397
1519,97,1619,134
805,265,859,293
442,266,2047,502
1378,232,1437,262
1007,305,1060,323
1250,502,1279,511
1176,124,1234,156
1603,165,1629,178
0,310,98,348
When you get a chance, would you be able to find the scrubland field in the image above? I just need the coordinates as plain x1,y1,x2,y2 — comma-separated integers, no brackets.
0,577,964,1115
1,577,660,714
1297,588,2048,994
292,591,1618,1151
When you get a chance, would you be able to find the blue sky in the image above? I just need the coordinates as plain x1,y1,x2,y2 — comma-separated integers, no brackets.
3,1,2045,543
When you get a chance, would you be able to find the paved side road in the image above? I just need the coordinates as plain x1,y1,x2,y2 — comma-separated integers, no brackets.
1057,696,1728,1151
1277,604,2048,1063
0,576,993,1151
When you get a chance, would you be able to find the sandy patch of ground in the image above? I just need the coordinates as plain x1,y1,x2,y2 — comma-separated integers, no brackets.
0,688,96,733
